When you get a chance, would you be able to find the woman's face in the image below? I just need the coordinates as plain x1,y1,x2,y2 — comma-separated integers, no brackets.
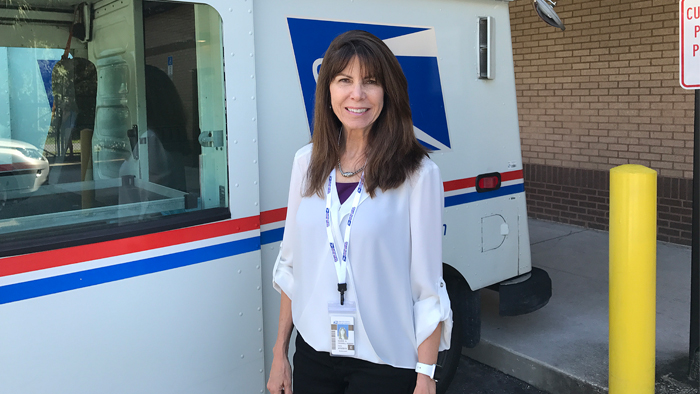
329,56,384,136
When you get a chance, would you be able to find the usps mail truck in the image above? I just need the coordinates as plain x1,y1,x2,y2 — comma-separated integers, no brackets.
0,0,551,393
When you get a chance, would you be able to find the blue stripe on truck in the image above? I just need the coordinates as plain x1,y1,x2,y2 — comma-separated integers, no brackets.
0,236,261,305
444,183,525,208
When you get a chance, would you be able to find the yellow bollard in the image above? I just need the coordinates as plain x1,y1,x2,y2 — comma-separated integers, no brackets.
609,164,657,394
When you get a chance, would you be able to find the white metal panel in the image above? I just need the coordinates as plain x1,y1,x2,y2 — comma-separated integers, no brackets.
212,0,262,222
260,243,297,382
214,0,267,389
444,195,520,289
207,1,266,392
428,0,522,182
418,0,524,286
0,253,265,394
0,0,267,393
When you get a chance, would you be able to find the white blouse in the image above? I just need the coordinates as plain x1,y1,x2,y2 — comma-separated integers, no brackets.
272,144,452,369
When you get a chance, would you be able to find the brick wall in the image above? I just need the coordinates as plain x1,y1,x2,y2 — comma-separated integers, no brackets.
524,163,692,245
510,0,697,244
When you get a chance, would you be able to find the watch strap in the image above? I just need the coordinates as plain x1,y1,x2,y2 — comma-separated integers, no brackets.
415,362,436,379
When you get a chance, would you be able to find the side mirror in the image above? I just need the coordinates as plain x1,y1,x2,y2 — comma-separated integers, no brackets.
533,0,565,31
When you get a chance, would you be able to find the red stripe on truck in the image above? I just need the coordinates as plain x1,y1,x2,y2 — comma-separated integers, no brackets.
443,169,522,192
0,216,260,277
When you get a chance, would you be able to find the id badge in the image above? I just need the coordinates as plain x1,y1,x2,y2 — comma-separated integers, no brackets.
328,301,356,357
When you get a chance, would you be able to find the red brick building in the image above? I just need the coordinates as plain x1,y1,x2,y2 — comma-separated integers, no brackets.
509,0,696,244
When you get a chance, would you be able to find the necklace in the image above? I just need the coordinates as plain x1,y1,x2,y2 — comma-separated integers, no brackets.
337,159,366,178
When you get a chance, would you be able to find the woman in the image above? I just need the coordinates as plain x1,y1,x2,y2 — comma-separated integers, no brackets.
267,30,452,394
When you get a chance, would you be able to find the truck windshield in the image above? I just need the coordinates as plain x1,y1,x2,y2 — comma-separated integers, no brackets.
0,0,229,251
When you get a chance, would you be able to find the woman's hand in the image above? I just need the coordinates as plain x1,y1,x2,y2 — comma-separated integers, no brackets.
266,352,293,394
268,291,294,393
413,373,436,394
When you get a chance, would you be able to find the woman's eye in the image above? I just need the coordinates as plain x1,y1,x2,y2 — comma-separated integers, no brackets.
365,79,378,85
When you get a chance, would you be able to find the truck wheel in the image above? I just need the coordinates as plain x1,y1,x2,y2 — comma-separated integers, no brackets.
435,264,465,394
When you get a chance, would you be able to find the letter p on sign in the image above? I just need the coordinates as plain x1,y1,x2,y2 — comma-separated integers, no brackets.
681,0,700,88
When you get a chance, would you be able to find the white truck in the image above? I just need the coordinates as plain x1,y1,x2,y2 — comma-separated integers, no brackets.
0,0,553,393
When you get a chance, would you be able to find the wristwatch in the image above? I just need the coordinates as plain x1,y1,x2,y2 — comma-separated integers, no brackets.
415,362,437,380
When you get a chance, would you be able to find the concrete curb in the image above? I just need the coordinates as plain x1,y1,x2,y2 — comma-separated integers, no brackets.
462,340,606,394
463,341,700,394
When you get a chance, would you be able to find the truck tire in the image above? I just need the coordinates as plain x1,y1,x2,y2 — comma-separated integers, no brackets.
436,264,465,394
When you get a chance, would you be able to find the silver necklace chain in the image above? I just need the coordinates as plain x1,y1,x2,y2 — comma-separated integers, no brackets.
337,128,366,177
337,159,366,178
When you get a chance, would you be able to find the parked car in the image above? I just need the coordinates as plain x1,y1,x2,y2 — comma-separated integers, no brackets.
0,138,50,201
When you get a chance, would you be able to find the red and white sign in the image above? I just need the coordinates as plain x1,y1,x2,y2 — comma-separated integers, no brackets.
681,0,700,89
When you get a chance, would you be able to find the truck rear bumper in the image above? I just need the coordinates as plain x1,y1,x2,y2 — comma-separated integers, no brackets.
488,267,552,316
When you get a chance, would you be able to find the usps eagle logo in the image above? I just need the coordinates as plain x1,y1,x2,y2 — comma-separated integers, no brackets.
287,18,452,151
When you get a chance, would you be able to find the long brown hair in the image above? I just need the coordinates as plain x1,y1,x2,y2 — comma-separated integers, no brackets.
304,30,428,198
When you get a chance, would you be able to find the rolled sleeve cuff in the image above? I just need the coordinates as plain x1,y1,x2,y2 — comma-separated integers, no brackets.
414,278,453,351
272,255,294,297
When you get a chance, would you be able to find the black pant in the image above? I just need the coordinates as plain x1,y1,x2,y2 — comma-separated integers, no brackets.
293,334,417,394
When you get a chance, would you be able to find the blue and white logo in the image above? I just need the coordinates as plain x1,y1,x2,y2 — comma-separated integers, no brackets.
287,18,451,151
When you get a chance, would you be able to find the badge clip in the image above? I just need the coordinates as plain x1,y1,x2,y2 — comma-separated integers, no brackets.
337,283,347,305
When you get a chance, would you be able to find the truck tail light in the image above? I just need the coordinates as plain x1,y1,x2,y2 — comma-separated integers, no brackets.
476,172,501,192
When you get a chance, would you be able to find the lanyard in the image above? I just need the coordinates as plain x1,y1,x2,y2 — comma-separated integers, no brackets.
325,169,364,305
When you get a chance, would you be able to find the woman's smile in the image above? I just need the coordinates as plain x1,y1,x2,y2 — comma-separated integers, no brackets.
346,107,369,114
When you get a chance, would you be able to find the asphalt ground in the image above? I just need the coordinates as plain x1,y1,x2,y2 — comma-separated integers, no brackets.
445,356,548,394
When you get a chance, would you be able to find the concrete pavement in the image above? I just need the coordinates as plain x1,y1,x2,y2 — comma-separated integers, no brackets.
463,218,697,393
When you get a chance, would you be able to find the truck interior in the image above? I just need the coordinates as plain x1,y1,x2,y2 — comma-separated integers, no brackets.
0,0,229,248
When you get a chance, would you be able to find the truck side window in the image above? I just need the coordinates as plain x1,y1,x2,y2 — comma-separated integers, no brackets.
0,0,228,253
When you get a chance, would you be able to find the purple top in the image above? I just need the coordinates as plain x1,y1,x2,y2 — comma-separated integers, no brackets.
336,182,359,204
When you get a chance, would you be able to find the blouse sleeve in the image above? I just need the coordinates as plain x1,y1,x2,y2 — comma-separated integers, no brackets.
271,149,307,298
410,160,453,351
